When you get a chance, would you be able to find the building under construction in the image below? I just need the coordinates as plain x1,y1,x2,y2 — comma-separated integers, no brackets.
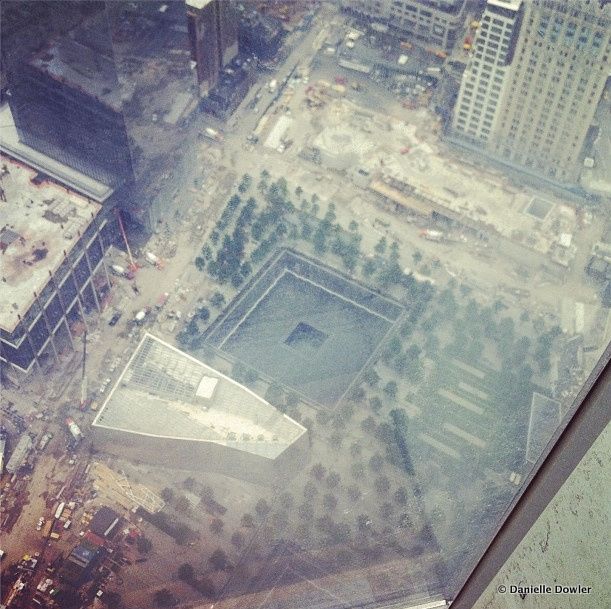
0,154,114,381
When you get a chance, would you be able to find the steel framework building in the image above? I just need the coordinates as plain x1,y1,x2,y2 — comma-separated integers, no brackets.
0,154,114,379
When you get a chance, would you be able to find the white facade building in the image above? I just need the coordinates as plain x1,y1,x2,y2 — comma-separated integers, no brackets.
452,0,611,183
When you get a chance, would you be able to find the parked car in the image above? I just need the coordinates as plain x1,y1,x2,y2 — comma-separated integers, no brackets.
109,312,122,326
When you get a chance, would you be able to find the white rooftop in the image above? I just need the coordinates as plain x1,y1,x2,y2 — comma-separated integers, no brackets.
186,0,214,9
0,154,102,333
92,334,307,460
487,0,522,11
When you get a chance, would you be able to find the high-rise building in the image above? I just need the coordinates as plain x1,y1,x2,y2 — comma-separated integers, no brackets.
2,1,203,231
186,0,239,97
451,0,611,183
5,8,133,188
340,0,467,51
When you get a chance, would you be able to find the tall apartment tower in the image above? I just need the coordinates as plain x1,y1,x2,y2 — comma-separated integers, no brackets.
341,0,467,51
452,0,611,183
186,0,238,97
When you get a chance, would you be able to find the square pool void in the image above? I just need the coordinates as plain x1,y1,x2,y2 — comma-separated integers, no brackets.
524,196,554,220
285,322,328,351
202,249,403,407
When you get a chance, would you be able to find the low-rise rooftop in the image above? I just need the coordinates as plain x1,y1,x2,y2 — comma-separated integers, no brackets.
92,334,307,460
0,154,102,333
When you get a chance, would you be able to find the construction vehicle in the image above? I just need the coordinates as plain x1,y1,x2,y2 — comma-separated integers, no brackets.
203,127,222,142
41,520,53,538
420,229,445,241
400,41,413,50
145,251,161,267
65,418,83,444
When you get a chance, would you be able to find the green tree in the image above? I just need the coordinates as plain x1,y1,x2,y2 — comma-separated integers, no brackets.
209,548,230,571
349,385,365,402
137,536,152,554
347,485,362,501
374,237,387,255
374,475,391,494
361,416,376,433
194,577,215,597
323,493,338,510
177,563,194,582
350,442,362,458
412,250,422,264
161,487,174,503
362,258,376,277
364,368,380,387
357,514,371,532
380,502,394,519
101,591,122,607
255,498,271,517
200,485,214,502
304,481,318,499
351,462,365,479
383,337,402,362
154,589,177,608
313,229,327,254
378,261,404,287
311,463,327,480
520,310,530,322
301,221,313,240
176,495,192,515
210,292,225,308
349,220,359,232
394,486,408,505
326,471,341,488
265,383,284,406
389,241,400,262
369,396,383,413
231,531,245,548
383,381,398,400
241,513,255,528
298,502,314,520
209,518,224,534
369,453,385,472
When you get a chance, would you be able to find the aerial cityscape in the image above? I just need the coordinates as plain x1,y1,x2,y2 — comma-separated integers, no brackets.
1,1,610,608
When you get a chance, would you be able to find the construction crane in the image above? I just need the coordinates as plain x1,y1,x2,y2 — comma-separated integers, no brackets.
80,330,88,409
115,208,138,275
